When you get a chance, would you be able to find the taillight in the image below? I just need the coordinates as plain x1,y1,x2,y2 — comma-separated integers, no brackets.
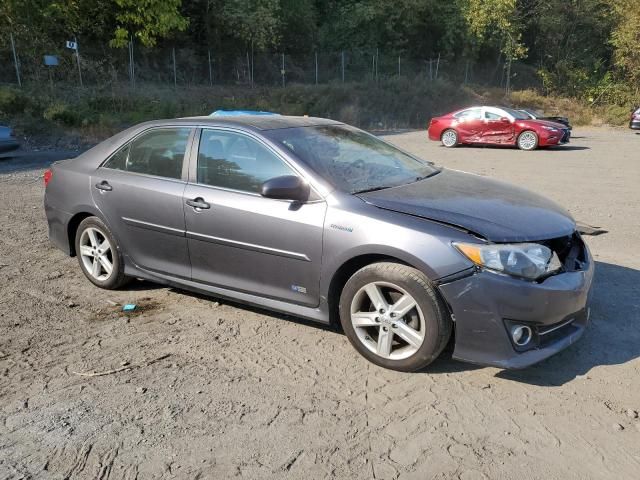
44,169,53,186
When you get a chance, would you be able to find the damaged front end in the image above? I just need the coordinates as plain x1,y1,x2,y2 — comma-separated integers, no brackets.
437,231,594,369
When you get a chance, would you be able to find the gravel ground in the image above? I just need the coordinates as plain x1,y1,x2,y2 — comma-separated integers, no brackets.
1,128,639,480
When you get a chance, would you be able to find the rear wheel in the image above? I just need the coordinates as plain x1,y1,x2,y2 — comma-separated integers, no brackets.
517,130,539,151
75,216,129,290
441,129,459,148
339,262,452,372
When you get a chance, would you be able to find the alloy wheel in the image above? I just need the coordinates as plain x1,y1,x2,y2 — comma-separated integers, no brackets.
79,227,114,282
350,281,426,360
441,130,458,147
518,131,537,150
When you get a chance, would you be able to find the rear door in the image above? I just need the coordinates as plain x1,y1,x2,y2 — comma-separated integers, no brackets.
91,127,193,278
454,108,483,142
183,128,327,306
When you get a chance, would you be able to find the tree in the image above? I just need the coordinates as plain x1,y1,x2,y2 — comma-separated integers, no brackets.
611,0,640,89
222,0,281,50
110,0,189,48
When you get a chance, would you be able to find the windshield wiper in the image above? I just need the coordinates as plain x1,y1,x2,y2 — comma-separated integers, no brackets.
352,185,392,194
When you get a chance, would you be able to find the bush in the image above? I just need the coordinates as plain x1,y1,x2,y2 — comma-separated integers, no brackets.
43,102,82,126
0,87,30,116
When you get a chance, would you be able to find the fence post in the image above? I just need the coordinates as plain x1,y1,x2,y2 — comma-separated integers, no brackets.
10,33,21,87
435,53,440,80
464,60,469,84
74,36,83,87
315,52,318,85
172,47,177,88
128,37,136,89
281,53,285,87
208,49,213,86
341,51,345,83
376,48,379,82
398,55,401,77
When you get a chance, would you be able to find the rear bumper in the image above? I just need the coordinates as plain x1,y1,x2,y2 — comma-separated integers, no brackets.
0,139,20,153
45,202,73,255
630,120,640,130
438,251,594,369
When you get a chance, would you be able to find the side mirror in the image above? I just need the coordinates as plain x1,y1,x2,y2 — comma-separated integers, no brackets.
261,175,310,202
500,117,511,123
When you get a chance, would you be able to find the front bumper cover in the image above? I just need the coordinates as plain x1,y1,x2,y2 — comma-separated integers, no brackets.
438,257,594,369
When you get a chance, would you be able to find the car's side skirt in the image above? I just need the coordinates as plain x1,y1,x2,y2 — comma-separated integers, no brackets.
124,261,331,324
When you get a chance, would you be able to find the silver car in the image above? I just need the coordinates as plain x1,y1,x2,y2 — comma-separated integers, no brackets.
44,116,594,371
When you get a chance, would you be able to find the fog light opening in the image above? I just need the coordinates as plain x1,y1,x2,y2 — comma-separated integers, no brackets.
511,325,533,347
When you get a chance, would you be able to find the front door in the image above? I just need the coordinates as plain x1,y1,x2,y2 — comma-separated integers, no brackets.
184,128,326,306
91,127,193,278
481,110,514,144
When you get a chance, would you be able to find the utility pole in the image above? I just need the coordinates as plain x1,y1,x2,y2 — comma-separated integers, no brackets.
10,33,21,87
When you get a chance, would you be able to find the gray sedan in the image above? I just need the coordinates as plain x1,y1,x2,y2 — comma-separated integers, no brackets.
44,116,593,371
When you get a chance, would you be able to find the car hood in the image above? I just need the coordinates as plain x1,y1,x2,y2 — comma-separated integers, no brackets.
521,119,566,129
357,169,576,242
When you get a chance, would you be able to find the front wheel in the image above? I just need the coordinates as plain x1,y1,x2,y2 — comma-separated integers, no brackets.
74,216,129,289
339,262,452,372
517,130,539,151
441,129,459,148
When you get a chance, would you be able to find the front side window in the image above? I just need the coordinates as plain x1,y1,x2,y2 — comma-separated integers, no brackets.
264,125,439,194
484,111,502,120
104,128,191,180
197,129,295,193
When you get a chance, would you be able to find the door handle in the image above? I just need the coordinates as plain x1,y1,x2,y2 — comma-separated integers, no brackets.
186,198,210,210
95,181,112,192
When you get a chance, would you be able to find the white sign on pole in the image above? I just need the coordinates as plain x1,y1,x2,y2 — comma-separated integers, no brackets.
66,41,78,50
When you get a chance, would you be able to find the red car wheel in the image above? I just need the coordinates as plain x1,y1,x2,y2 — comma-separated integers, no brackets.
441,129,458,148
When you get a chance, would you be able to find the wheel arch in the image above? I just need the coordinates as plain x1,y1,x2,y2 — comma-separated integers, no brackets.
66,207,106,257
327,254,412,325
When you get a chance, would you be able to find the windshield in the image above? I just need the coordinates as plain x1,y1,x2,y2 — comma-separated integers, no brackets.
264,125,439,194
502,108,531,120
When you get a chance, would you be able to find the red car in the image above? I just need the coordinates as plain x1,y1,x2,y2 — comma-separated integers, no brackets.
428,106,570,151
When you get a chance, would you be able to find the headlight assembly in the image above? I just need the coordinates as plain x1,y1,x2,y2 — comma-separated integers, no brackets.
454,242,562,280
542,126,559,132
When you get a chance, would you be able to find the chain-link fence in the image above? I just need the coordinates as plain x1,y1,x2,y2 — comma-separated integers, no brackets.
0,37,542,92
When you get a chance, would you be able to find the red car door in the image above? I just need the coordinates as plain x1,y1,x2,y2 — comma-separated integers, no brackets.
481,111,514,144
455,108,483,143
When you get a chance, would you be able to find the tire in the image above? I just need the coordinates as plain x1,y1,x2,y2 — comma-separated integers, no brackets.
74,216,129,290
339,262,452,372
517,130,539,151
441,129,459,148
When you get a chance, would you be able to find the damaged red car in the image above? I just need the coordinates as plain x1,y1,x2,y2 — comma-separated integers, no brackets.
428,106,571,151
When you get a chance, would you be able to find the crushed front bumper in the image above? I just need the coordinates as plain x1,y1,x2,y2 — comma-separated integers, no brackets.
438,249,594,369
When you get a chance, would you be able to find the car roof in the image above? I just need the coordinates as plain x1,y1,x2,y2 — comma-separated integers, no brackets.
146,115,343,131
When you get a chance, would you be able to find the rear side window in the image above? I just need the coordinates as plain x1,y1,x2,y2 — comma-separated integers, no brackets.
197,129,295,193
454,108,482,120
104,128,191,180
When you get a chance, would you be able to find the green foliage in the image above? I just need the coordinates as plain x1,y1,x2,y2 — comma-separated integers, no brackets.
222,0,281,49
0,88,30,116
110,0,188,48
43,101,82,126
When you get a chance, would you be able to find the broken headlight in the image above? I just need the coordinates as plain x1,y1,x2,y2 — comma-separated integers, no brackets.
454,242,562,280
